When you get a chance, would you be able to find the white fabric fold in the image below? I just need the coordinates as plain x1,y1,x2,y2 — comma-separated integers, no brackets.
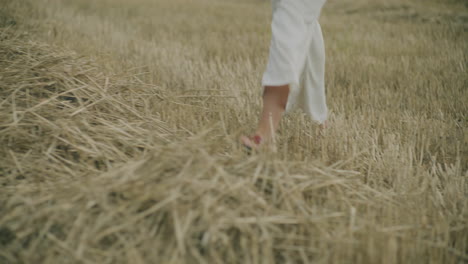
262,0,328,124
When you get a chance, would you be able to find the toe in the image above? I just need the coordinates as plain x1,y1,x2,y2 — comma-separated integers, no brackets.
240,136,257,150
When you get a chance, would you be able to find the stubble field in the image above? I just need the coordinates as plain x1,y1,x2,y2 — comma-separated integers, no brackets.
0,0,467,263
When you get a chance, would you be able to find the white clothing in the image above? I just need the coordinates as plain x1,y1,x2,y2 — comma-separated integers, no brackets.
262,0,328,123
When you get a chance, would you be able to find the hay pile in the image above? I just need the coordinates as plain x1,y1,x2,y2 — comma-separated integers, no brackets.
0,20,466,264
0,27,380,263
0,27,175,181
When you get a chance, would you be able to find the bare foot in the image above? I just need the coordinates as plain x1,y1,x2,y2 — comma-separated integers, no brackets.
319,120,328,130
317,120,328,137
240,134,263,152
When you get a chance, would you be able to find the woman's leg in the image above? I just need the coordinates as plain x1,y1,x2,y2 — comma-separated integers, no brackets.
241,0,326,149
255,85,289,141
240,85,289,149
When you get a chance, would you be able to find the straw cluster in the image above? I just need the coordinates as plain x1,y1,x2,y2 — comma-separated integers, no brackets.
0,28,395,264
0,26,379,264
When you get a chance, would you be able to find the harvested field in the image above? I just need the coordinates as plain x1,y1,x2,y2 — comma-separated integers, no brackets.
0,0,467,263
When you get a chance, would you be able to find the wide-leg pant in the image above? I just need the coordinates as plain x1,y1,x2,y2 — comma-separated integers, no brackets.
262,0,328,124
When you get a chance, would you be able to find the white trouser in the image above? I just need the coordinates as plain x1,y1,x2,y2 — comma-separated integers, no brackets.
262,0,328,124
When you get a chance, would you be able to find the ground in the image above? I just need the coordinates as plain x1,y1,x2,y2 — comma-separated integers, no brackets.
0,0,467,263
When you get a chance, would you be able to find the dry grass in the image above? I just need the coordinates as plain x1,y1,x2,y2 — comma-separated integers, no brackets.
0,0,467,263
